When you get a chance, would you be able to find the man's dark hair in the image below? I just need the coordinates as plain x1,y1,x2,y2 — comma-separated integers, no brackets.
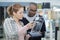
29,2,37,8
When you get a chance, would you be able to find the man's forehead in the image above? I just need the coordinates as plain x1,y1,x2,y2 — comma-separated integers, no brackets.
29,4,37,9
30,4,36,7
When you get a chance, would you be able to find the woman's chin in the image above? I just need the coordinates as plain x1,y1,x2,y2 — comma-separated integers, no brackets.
19,18,23,20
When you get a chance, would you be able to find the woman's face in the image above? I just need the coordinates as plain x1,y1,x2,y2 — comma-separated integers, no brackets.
13,8,24,20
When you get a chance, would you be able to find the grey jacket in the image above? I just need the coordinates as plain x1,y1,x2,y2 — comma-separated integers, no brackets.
3,17,29,40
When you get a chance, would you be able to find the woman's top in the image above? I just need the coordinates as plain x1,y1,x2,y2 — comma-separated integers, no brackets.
3,17,29,40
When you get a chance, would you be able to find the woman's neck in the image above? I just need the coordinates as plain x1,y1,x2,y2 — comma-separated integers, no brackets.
13,16,19,23
12,16,23,27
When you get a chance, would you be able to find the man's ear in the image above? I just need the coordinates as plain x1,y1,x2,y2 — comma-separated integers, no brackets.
27,7,29,11
26,6,29,10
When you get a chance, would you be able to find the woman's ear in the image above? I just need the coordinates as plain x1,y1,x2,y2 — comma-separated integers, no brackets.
13,12,16,15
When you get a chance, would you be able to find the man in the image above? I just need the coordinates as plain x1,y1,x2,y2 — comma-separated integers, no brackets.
24,2,46,40
24,2,38,22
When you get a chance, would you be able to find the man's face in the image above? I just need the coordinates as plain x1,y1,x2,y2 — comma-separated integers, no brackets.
28,4,37,17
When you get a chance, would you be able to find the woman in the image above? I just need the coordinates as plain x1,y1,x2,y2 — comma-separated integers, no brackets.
3,4,35,40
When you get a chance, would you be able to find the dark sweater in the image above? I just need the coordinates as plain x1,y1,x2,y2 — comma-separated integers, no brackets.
20,17,46,40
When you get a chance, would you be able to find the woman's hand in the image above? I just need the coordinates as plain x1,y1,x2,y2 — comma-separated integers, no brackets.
27,21,36,29
25,34,31,40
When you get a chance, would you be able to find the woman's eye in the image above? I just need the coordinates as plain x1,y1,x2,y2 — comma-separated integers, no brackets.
19,12,21,14
19,12,23,14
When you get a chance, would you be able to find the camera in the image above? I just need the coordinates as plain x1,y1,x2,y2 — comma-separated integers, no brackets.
33,16,44,31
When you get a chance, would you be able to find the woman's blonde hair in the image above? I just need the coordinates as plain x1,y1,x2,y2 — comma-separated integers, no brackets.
7,3,23,16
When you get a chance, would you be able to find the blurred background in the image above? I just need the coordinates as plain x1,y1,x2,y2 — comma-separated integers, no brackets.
0,0,60,40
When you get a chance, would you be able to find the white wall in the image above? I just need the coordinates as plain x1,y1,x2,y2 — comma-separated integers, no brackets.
0,0,51,2
57,31,60,40
0,0,60,6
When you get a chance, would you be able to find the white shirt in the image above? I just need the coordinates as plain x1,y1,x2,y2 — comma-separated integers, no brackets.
24,13,38,22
